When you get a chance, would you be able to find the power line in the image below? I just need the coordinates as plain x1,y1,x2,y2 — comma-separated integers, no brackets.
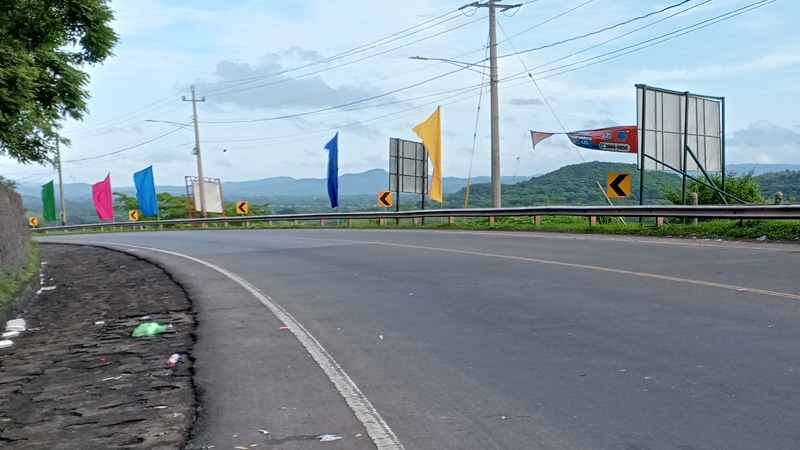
496,20,586,162
500,0,778,83
499,0,596,45
499,0,695,59
203,15,486,99
62,126,189,163
200,65,475,124
197,9,465,91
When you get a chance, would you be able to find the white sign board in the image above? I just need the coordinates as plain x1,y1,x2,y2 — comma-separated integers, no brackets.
192,180,224,214
637,85,723,173
389,138,428,195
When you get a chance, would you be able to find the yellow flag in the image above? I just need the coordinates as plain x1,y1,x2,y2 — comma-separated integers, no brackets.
412,106,442,203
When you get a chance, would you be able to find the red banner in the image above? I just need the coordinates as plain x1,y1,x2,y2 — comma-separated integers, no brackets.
567,126,637,153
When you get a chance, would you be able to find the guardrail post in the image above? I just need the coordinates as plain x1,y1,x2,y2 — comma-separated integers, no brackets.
413,217,419,225
293,219,299,226
691,192,699,225
775,191,783,205
159,224,164,230
590,216,597,227
348,218,353,226
380,218,385,226
656,217,664,227
534,215,541,227
489,216,495,227
320,219,326,227
245,221,250,228
449,216,454,224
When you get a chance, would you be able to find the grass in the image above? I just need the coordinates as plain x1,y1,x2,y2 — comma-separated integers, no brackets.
0,242,40,311
32,216,800,243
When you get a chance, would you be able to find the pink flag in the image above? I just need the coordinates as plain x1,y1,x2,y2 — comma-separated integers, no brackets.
530,131,554,150
92,174,115,220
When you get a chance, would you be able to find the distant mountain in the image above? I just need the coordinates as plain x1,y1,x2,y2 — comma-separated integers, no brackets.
727,164,800,176
445,161,683,207
14,169,531,202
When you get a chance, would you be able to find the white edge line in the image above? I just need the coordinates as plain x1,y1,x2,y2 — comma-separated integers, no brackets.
74,240,405,450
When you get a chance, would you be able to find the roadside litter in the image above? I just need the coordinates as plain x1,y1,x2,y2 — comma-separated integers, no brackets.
0,340,13,349
257,429,270,435
278,326,289,331
167,353,180,365
6,319,26,332
41,286,57,291
318,434,342,442
131,322,171,338
2,331,20,339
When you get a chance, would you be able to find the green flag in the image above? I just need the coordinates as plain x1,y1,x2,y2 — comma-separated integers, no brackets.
42,181,56,222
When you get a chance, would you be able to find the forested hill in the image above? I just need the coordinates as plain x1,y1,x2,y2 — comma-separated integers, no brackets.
446,162,682,207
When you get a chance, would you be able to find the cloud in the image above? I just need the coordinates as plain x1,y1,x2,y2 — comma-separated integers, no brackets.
509,98,543,106
581,119,618,130
727,121,800,164
199,48,396,111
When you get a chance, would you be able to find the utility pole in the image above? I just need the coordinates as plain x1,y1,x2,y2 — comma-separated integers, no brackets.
55,135,67,226
183,85,208,217
465,0,520,208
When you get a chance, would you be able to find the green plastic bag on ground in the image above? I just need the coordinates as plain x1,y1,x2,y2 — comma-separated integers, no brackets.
131,322,168,338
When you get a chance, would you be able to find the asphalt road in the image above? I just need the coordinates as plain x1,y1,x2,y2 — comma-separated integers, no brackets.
41,229,800,449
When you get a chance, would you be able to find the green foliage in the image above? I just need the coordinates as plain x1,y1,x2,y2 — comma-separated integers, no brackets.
113,192,271,220
661,171,766,205
0,0,118,164
754,170,800,203
447,162,682,207
113,192,190,220
0,176,17,189
0,242,39,310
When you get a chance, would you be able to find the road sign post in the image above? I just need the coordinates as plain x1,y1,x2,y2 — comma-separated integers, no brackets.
607,172,631,198
378,191,393,208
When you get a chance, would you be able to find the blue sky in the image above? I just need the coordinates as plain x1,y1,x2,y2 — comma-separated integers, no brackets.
4,0,798,187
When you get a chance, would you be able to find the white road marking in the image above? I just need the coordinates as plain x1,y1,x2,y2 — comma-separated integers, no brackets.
75,240,404,450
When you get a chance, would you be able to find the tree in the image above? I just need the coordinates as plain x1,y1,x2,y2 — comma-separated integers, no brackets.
0,175,17,189
661,171,766,205
113,192,191,220
0,0,118,164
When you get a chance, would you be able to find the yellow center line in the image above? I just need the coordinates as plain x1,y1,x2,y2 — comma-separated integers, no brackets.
322,237,800,301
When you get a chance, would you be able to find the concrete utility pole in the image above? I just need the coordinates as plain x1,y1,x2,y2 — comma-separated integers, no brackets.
464,0,520,208
183,85,207,217
55,135,67,226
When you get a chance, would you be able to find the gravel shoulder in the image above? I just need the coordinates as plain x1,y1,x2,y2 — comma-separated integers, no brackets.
0,244,196,449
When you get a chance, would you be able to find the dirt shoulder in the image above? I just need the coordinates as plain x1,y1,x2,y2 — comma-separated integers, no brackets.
0,244,196,449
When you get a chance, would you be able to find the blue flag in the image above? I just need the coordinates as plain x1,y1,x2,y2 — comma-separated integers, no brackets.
133,166,159,216
325,133,339,208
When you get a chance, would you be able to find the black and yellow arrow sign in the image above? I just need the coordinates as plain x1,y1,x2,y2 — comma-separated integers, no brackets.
128,210,139,221
236,201,249,214
607,172,631,198
378,190,393,207
28,217,39,227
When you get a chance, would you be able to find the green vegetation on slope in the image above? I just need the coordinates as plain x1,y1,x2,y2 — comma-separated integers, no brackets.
0,243,40,311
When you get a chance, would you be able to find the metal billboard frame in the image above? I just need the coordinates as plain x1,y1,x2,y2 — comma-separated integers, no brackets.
389,138,428,214
636,84,734,204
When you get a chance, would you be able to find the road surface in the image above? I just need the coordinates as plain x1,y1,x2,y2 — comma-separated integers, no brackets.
41,229,800,449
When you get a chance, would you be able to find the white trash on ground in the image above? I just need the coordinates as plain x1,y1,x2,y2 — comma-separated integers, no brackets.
6,319,26,332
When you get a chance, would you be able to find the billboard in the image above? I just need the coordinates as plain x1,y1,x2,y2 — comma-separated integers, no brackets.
636,85,723,172
389,138,428,195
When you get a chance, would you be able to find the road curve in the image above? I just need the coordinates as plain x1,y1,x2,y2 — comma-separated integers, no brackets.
40,229,800,449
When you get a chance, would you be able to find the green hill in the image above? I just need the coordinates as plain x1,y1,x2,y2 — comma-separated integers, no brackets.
447,161,683,207
754,170,800,202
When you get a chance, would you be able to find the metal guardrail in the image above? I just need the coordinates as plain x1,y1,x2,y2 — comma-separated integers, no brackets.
32,204,800,233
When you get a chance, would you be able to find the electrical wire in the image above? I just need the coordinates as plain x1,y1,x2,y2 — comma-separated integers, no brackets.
203,16,486,98
62,126,189,163
499,0,695,58
200,65,475,124
197,9,465,91
496,20,586,162
499,0,777,83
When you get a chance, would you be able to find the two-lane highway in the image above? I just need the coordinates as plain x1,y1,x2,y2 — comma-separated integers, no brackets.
42,229,800,449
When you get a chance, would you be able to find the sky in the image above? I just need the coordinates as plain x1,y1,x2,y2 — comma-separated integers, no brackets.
3,0,799,189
